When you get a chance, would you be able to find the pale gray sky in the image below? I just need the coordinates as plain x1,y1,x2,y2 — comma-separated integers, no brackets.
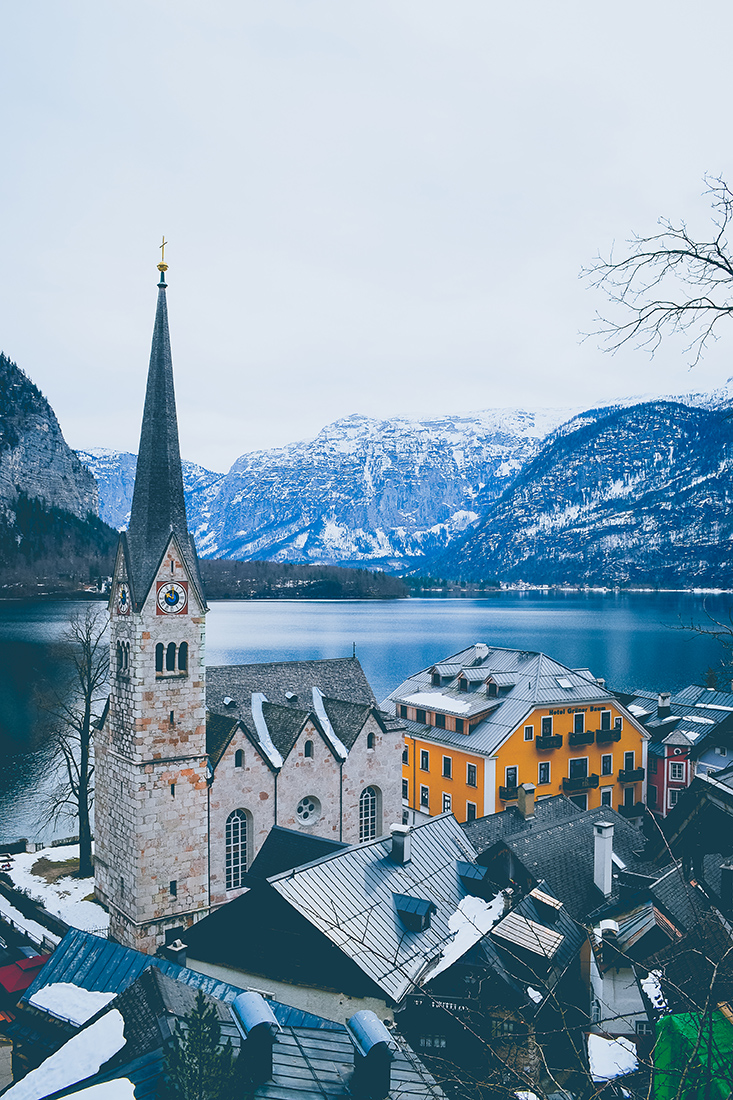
2,2,733,471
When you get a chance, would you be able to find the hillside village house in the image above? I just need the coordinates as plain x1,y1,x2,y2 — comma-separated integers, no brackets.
384,644,648,822
617,684,733,817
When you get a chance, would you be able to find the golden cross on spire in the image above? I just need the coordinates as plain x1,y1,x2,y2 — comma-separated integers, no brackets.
157,236,169,274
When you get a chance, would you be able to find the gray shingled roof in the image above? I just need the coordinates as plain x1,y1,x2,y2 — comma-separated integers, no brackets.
383,643,622,756
124,282,204,611
482,806,647,921
621,685,733,754
462,794,582,853
206,659,378,771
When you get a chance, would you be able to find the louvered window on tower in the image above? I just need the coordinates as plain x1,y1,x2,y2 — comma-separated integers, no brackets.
178,641,188,672
393,893,437,932
166,643,176,672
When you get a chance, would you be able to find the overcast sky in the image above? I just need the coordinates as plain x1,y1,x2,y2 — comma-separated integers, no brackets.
2,3,733,471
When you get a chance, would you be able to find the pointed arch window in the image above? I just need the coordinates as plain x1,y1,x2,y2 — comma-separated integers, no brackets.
359,786,381,843
226,809,248,890
155,643,164,673
166,643,176,672
178,642,188,672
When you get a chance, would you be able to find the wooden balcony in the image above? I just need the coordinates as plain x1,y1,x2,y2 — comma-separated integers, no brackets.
535,735,563,751
568,730,595,747
618,767,645,783
499,785,519,801
562,774,599,792
618,801,645,818
595,728,622,743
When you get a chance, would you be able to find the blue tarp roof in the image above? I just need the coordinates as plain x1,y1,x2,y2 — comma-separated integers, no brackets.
21,928,340,1031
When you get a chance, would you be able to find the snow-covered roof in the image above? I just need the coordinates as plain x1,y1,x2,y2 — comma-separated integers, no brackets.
4,1008,126,1099
29,982,117,1026
587,1033,638,1081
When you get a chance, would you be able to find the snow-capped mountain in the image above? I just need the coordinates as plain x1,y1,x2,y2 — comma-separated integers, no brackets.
437,399,733,586
78,406,580,568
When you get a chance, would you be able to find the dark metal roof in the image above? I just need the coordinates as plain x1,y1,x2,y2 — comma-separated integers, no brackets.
248,826,348,879
21,929,340,1031
125,282,204,611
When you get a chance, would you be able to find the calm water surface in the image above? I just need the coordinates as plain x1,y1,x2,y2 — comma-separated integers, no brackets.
1,591,731,841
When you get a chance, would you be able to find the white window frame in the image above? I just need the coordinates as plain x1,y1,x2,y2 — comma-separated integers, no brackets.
524,725,534,741
541,715,553,737
715,746,728,757
668,788,681,808
600,709,612,731
420,749,430,771
600,787,613,807
442,755,452,779
601,753,613,777
624,750,636,771
573,711,585,734
466,762,477,787
466,800,477,821
614,716,623,730
568,756,589,780
442,792,452,813
505,765,519,788
420,784,430,808
537,761,551,786
669,761,685,781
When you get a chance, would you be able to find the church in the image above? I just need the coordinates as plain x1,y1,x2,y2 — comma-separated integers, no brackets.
94,257,404,953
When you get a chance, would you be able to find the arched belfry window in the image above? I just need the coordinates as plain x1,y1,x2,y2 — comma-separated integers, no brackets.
226,809,248,890
155,643,164,673
178,642,188,672
116,642,123,672
234,749,244,768
359,786,381,843
304,740,314,758
166,643,176,672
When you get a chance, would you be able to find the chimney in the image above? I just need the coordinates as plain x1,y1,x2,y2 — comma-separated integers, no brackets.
593,821,615,897
517,783,536,820
231,992,280,1085
599,919,621,968
163,938,188,967
390,823,412,864
346,1011,396,1100
658,692,671,719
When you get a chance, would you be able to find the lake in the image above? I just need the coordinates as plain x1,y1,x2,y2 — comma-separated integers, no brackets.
1,590,731,842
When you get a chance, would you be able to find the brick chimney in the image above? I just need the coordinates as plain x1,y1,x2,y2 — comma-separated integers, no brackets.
517,783,536,820
593,821,615,897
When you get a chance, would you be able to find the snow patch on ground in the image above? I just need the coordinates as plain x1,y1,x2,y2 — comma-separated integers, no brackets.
0,895,60,949
587,1034,638,1081
429,893,504,979
6,845,110,934
29,983,117,1026
4,1009,126,1099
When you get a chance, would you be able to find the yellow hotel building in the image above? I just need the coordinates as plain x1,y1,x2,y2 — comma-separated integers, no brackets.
384,643,648,824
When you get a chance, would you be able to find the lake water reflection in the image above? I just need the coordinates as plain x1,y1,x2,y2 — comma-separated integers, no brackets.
1,590,731,841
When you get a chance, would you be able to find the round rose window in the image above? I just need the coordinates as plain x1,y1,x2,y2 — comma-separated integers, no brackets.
296,795,321,823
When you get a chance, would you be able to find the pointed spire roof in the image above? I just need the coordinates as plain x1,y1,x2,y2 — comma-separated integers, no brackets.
125,265,205,610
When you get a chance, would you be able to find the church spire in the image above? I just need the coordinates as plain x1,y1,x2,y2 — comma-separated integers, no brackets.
125,249,204,608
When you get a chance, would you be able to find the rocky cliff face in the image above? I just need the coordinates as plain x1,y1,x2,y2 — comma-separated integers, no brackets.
80,407,578,568
438,400,733,586
0,353,98,519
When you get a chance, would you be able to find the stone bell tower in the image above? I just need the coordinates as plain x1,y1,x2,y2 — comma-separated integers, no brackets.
95,252,210,953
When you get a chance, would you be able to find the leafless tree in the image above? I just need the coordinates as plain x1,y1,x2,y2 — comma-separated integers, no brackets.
39,605,109,877
582,175,733,366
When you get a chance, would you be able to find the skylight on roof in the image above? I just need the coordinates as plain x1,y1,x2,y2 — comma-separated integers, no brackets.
556,677,573,690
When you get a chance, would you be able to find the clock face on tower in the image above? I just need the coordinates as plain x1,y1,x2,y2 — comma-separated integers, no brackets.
156,580,188,615
116,582,131,615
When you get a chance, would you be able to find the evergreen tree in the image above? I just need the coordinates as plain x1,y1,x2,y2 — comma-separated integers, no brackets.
161,990,241,1100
